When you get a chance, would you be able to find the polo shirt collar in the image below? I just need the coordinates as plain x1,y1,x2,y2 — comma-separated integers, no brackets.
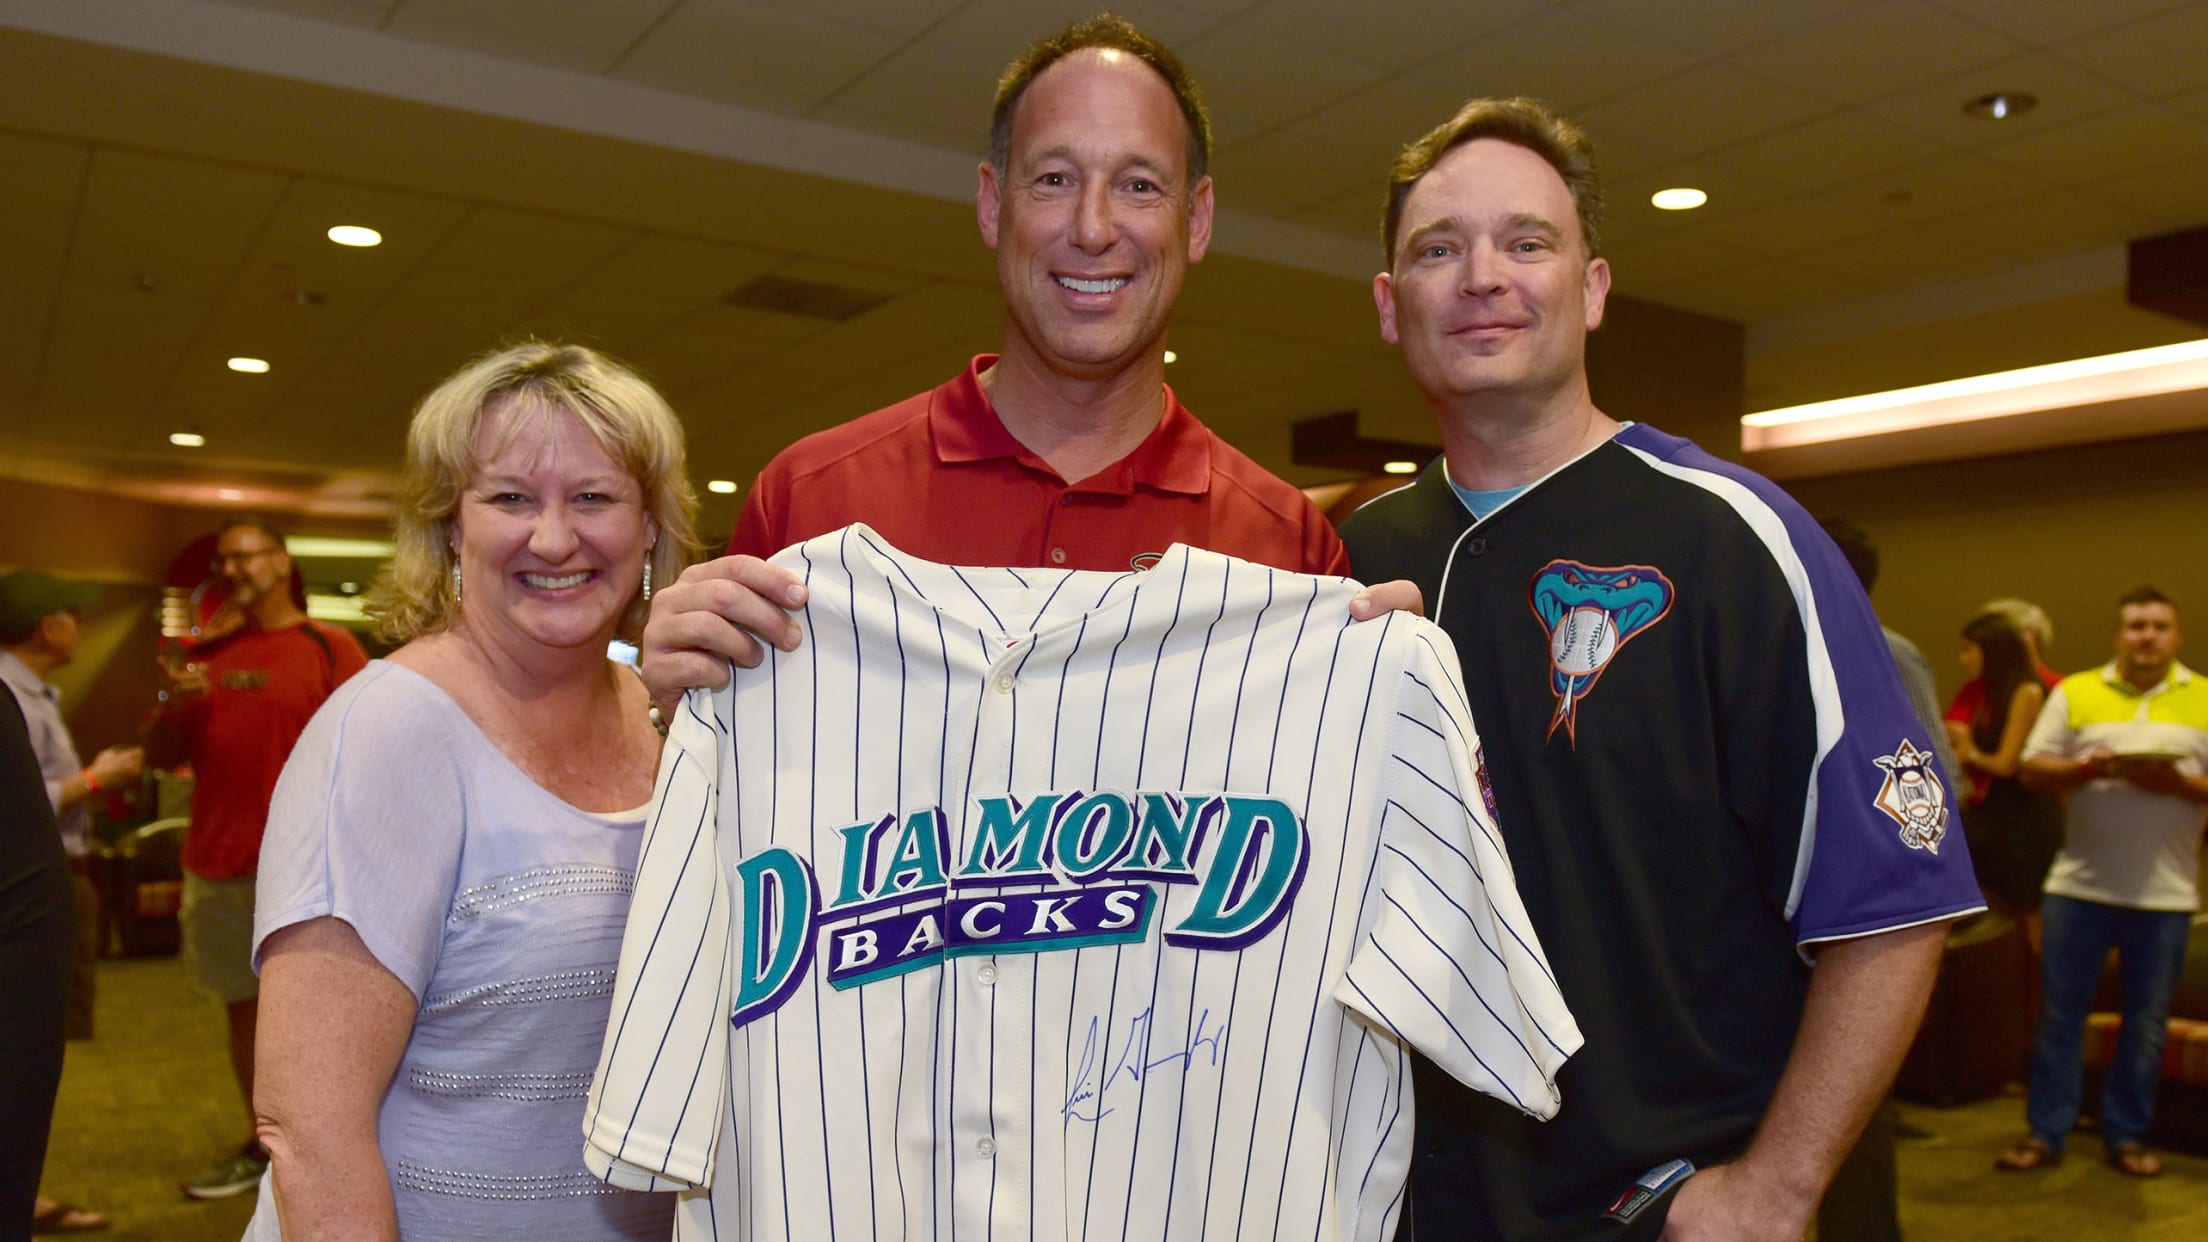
2096,659,2193,695
928,355,1213,496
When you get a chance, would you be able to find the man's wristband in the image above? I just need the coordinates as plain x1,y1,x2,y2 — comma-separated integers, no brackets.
80,767,101,795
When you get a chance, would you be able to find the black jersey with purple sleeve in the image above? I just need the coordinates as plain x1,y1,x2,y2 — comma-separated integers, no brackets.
1340,423,1982,1242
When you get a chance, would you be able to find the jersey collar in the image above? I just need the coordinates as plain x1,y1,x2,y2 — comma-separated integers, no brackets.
928,355,1212,496
2095,659,2193,696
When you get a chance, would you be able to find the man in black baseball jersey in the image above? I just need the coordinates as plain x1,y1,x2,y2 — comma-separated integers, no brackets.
1341,97,1984,1241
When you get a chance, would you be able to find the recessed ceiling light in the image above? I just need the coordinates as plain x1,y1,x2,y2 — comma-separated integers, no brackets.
707,479,739,494
327,225,382,247
1382,460,1419,475
216,488,245,501
169,431,206,447
1163,350,1178,364
227,357,270,374
1651,187,1708,211
1963,91,2036,121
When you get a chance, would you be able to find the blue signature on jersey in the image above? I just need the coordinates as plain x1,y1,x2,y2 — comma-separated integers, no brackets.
1062,1006,1228,1123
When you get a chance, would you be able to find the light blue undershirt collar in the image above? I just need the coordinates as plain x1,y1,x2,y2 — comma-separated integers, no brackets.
1447,477,1528,520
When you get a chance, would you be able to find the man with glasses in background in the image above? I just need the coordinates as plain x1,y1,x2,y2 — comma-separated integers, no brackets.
145,517,366,1202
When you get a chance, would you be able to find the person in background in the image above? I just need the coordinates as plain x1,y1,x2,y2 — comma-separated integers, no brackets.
0,570,140,1234
1948,611,2063,939
246,343,689,1239
1944,597,2060,747
0,684,77,1239
2000,586,2208,1179
144,520,368,1202
1814,517,1959,1242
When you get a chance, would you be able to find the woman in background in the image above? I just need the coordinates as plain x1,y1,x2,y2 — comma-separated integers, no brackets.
245,342,694,1239
1947,610,2063,941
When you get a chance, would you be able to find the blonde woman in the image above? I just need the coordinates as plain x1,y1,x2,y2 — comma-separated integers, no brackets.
245,343,695,1239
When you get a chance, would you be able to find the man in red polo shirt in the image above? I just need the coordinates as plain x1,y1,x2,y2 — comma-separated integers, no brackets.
144,518,366,1202
642,16,1405,706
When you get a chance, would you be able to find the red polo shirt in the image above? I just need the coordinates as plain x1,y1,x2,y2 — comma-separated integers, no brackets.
729,357,1348,576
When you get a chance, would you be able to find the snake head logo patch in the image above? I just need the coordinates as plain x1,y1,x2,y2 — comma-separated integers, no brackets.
1872,739,1950,853
1527,560,1675,745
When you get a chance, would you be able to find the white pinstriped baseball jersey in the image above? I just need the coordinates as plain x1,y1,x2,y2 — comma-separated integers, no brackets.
583,525,1578,1241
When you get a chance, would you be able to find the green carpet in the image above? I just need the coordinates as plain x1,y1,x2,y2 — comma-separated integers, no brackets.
39,956,2208,1240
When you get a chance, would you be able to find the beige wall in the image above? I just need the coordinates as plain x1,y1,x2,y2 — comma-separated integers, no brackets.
0,475,381,755
1785,428,2208,707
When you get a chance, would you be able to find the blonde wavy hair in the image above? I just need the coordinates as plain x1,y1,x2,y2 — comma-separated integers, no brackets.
366,341,699,645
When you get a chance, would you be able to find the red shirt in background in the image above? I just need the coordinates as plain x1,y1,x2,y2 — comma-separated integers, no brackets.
173,620,367,879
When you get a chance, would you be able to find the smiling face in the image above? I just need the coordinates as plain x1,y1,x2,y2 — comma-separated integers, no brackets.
213,523,292,611
1374,138,1609,418
977,49,1212,383
452,401,655,657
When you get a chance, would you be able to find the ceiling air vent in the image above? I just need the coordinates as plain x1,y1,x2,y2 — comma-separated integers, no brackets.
722,274,890,322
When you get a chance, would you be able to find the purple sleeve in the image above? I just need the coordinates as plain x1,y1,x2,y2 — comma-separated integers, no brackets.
1616,426,1985,948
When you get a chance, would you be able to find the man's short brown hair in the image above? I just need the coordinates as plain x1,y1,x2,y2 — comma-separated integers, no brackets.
988,12,1212,185
1382,97,1603,264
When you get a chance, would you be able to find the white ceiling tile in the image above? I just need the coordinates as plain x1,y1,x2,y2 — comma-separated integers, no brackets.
1601,160,1798,251
1856,50,2147,149
1711,109,1933,192
1982,101,2208,188
1574,64,1830,165
1834,151,2053,222
2084,153,2208,240
1173,25,1392,147
0,133,88,281
1411,7,1703,116
1726,0,2029,105
611,0,910,114
623,303,830,397
1210,127,1376,217
215,0,397,25
738,0,967,37
1287,187,1388,252
1928,0,2199,47
1805,221,2021,291
1671,191,1895,259
78,148,289,242
1601,229,1766,299
383,0,680,74
2051,5,2208,98
1650,256,1885,322
1568,0,1872,57
1244,0,1546,72
822,0,1216,134
1924,188,2141,264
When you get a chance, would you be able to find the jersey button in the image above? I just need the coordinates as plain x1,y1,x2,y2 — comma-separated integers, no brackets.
995,674,1015,693
1050,547,1067,564
976,1137,997,1157
976,964,997,985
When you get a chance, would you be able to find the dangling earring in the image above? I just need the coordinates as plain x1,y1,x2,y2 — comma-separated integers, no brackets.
640,554,653,604
451,557,463,608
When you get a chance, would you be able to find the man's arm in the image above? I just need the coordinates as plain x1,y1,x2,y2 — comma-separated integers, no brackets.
1660,920,1947,1241
55,745,142,813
